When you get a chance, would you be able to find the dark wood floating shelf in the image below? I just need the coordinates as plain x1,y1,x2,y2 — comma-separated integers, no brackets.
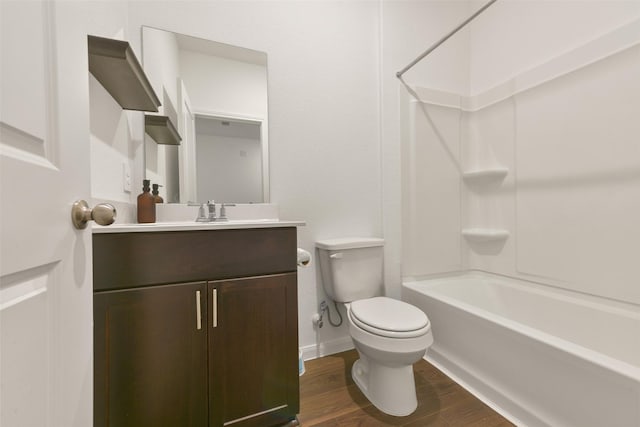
88,35,161,112
145,115,182,145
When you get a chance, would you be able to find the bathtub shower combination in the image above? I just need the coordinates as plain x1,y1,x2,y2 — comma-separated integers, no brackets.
396,2,640,424
403,272,640,427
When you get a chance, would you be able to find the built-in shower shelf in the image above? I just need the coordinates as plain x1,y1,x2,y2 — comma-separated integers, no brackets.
462,228,510,242
88,35,161,112
145,115,181,145
462,167,508,181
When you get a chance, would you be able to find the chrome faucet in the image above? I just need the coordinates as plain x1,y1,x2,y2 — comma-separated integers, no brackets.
194,201,234,222
194,200,216,222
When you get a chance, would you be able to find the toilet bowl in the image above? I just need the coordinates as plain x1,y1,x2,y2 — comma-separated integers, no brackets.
315,238,433,416
347,297,433,416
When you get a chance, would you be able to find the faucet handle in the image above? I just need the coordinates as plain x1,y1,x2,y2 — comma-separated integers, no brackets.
195,203,208,222
218,203,236,221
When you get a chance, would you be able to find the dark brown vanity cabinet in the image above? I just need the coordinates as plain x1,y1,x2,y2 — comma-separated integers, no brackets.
209,273,298,427
93,228,299,427
93,281,209,426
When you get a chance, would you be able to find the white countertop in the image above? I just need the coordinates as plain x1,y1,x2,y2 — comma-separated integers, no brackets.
92,219,305,234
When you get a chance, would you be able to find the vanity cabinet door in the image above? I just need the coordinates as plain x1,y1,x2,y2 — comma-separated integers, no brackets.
209,273,299,427
94,282,208,427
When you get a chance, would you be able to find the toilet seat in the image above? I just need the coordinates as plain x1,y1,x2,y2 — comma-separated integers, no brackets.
349,297,430,339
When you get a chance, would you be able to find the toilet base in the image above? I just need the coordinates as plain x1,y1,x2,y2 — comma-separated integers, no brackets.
351,356,418,417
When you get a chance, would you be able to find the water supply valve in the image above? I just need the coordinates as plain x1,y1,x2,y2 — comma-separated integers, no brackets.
313,301,329,328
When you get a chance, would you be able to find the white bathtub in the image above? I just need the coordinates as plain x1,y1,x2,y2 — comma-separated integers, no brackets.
402,272,640,427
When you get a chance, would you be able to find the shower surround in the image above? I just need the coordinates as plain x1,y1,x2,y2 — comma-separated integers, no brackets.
401,16,640,427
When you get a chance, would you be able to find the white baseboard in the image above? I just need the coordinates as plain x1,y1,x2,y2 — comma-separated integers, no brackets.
300,336,354,362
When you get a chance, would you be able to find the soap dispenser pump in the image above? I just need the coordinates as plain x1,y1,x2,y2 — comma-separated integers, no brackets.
137,179,156,223
152,184,164,204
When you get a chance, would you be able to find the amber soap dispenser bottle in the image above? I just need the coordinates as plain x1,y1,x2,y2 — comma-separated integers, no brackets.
137,179,156,223
152,183,164,203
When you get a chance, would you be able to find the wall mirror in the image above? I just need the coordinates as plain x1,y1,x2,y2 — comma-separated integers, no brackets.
142,26,269,204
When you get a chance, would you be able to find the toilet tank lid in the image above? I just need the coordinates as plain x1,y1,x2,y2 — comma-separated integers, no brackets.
316,237,384,250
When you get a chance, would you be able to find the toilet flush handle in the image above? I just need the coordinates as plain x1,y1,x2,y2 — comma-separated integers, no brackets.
330,252,343,259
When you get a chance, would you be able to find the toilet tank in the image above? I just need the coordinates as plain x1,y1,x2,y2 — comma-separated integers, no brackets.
316,237,384,303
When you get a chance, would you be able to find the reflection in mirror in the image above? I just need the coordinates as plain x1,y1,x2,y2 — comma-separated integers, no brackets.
142,26,269,204
195,116,264,203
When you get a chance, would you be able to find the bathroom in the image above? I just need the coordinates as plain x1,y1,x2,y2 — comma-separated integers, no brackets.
1,0,639,426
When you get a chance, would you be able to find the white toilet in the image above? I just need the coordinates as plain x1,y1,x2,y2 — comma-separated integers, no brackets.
316,237,433,416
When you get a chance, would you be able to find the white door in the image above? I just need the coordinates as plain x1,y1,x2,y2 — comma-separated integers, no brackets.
1,1,93,426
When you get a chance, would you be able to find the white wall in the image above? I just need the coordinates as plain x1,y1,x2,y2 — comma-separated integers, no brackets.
89,76,139,205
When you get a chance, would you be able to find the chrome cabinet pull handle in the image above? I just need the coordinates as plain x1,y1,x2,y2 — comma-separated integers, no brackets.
213,289,218,328
196,290,202,330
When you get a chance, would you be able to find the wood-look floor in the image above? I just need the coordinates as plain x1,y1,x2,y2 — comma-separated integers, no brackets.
298,350,515,427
